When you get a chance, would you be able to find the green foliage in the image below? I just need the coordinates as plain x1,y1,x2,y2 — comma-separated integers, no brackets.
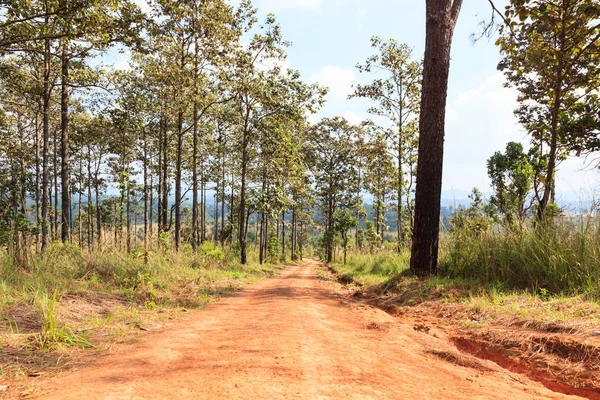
334,209,358,264
449,188,494,237
267,233,280,264
497,0,600,219
487,142,536,224
364,220,381,253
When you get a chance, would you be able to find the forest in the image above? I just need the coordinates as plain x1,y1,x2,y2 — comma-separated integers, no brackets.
1,0,600,397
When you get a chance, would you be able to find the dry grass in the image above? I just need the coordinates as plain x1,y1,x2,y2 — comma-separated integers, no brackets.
0,242,279,382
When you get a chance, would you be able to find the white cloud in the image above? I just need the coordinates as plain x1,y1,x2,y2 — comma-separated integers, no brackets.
309,65,356,100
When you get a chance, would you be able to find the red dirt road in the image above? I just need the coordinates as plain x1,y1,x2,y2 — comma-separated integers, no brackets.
35,260,581,399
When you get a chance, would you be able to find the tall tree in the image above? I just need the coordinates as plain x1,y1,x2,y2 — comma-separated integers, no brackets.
496,0,600,222
410,0,463,277
306,117,358,263
352,36,422,249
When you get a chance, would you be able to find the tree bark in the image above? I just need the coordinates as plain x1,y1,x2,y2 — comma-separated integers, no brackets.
410,0,462,277
60,37,70,243
41,36,51,253
175,106,183,251
239,117,250,264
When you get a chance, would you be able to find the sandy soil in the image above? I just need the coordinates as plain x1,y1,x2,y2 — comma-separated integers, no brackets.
22,260,584,399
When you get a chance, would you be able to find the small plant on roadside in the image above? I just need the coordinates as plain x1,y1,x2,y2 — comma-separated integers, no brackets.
34,291,93,351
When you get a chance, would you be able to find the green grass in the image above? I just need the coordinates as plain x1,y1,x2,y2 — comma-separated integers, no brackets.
332,250,410,286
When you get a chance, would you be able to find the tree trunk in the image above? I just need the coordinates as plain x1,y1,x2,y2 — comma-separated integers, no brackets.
35,101,41,251
192,47,199,251
53,127,59,240
299,221,304,260
201,176,206,243
143,130,148,250
161,111,169,234
239,123,249,264
149,174,154,245
291,207,296,260
60,38,70,243
175,107,183,251
78,154,82,247
281,211,285,261
87,146,93,249
327,194,334,263
410,0,462,277
41,36,51,253
95,163,101,246
126,183,131,254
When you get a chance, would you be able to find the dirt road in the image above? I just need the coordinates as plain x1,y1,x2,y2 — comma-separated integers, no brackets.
35,260,581,399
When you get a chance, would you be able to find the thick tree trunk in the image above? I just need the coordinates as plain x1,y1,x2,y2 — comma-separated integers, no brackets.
410,0,462,277
537,63,564,223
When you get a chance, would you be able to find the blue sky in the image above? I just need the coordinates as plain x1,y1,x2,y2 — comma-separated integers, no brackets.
253,0,600,199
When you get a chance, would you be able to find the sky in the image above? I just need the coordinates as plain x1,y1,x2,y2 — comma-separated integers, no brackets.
108,0,600,201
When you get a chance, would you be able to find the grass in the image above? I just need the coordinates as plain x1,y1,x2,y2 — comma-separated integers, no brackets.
332,250,410,286
0,241,279,379
330,216,600,330
34,291,93,351
440,215,600,295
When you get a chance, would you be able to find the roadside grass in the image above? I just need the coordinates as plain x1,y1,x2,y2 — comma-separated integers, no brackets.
0,242,279,379
330,217,600,330
441,215,600,295
332,251,410,286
